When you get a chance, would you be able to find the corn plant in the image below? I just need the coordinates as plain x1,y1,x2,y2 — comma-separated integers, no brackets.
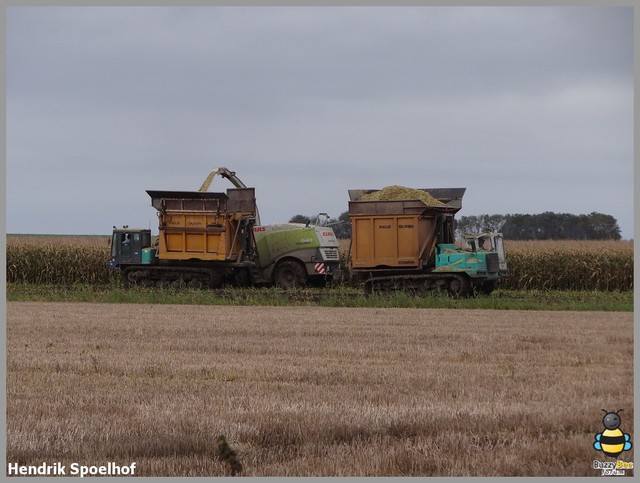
6,236,633,291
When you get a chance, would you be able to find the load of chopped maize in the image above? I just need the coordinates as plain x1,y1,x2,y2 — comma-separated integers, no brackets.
360,185,445,207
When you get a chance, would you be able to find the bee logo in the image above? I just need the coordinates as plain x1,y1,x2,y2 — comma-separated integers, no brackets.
593,409,632,458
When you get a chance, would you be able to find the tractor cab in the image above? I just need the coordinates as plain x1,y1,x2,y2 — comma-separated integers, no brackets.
109,228,152,269
462,232,508,274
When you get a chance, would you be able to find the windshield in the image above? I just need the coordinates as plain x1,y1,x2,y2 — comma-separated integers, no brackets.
462,234,494,251
478,236,492,251
142,231,151,249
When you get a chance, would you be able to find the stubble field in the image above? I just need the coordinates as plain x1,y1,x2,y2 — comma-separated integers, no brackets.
6,302,634,477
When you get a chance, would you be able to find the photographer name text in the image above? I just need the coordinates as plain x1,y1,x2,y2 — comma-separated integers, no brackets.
7,461,137,477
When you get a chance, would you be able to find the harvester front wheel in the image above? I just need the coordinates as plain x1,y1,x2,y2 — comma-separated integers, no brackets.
274,260,307,289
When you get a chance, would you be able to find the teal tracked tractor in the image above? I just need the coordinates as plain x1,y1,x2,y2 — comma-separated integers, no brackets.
108,168,340,288
347,188,508,296
434,232,508,295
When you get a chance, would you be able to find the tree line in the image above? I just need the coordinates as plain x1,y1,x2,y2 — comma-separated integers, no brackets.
456,212,621,240
289,211,621,240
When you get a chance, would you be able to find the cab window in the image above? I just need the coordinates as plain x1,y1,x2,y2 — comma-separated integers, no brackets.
142,231,151,248
122,233,131,257
111,233,118,257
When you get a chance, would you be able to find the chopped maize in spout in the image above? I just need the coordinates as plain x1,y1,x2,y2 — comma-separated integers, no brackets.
360,185,445,207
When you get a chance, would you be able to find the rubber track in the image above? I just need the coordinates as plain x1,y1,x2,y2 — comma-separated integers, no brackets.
363,273,472,298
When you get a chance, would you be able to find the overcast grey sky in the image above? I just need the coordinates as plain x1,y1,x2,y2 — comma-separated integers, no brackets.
6,6,634,238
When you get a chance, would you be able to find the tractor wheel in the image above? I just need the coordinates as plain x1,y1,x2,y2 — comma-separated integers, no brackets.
274,260,307,289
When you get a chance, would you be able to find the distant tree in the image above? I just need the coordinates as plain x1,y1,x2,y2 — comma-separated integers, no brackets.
455,215,507,237
293,211,621,240
585,212,621,240
456,216,481,236
484,214,507,233
502,214,538,239
501,212,621,240
331,211,352,239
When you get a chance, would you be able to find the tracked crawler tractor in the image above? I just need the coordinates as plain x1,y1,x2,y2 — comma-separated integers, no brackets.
108,168,340,288
347,188,507,296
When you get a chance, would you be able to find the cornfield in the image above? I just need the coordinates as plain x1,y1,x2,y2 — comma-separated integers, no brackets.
500,240,634,291
6,235,115,285
6,235,634,291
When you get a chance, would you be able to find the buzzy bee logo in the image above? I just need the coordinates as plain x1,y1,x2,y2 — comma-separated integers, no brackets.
594,409,632,457
593,409,633,476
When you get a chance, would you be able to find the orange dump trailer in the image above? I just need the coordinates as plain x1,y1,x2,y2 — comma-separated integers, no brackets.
346,188,502,296
147,188,257,262
349,200,445,269
347,187,465,272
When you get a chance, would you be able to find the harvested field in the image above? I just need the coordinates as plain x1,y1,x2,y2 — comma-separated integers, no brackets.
6,302,633,476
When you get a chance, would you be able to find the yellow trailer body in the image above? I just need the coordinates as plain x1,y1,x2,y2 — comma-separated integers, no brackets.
160,209,233,261
350,213,439,269
348,199,448,270
147,188,256,262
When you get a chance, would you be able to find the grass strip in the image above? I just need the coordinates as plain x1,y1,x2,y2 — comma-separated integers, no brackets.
6,283,633,311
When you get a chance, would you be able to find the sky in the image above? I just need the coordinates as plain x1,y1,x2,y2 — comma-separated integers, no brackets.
6,6,635,239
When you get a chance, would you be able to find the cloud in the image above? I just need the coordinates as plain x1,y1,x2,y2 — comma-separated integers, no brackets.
6,6,634,238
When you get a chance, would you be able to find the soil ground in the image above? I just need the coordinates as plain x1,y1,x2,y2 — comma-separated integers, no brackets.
6,302,634,477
